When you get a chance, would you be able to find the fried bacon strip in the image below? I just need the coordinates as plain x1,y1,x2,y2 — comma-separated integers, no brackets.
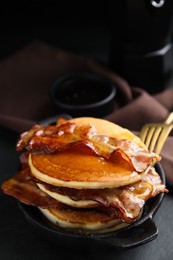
1,164,62,209
16,121,160,173
16,120,96,152
2,161,167,223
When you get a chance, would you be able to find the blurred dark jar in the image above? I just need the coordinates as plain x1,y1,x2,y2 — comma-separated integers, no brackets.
50,73,116,118
109,0,173,93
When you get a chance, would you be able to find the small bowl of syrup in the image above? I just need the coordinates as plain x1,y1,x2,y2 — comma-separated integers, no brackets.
49,73,116,118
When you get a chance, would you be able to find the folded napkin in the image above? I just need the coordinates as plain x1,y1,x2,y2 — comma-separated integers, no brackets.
0,41,173,187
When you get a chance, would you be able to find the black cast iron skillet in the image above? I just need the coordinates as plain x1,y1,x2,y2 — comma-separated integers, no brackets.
18,115,166,250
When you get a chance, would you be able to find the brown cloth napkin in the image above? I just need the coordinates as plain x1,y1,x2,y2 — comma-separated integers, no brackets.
0,41,173,187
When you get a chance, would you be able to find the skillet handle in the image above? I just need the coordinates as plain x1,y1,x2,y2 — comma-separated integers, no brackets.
97,218,158,249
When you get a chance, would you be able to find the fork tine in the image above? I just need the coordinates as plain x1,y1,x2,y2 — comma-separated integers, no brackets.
139,126,150,143
140,112,173,155
147,127,162,152
164,111,173,124
154,124,173,154
144,127,156,148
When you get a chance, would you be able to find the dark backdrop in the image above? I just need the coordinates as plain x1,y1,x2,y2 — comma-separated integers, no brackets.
1,0,173,93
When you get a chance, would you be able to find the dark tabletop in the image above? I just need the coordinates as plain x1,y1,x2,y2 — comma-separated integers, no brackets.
0,126,173,260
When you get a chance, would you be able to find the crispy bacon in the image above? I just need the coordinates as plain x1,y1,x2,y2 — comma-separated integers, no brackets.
1,164,62,209
16,121,96,153
91,136,160,172
16,121,160,173
2,161,167,223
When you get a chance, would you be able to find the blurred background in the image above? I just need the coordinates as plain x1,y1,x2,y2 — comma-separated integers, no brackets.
1,0,173,94
0,1,111,61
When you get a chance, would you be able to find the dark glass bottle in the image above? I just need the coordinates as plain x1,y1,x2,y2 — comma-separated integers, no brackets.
109,0,173,93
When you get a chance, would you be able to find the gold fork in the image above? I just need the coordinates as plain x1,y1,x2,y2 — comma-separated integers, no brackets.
140,112,173,154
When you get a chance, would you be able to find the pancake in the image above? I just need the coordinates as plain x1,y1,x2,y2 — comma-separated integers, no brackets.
29,117,150,189
37,183,99,208
39,206,129,233
29,152,148,189
70,117,146,148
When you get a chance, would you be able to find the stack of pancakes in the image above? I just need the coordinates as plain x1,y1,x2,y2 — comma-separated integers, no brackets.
2,117,167,233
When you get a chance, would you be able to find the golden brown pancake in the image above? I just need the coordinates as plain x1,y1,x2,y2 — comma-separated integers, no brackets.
37,183,99,208
39,206,129,233
29,117,149,189
70,117,146,148
29,152,147,189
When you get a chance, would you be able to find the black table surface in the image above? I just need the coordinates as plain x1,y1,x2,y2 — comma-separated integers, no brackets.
0,126,173,260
